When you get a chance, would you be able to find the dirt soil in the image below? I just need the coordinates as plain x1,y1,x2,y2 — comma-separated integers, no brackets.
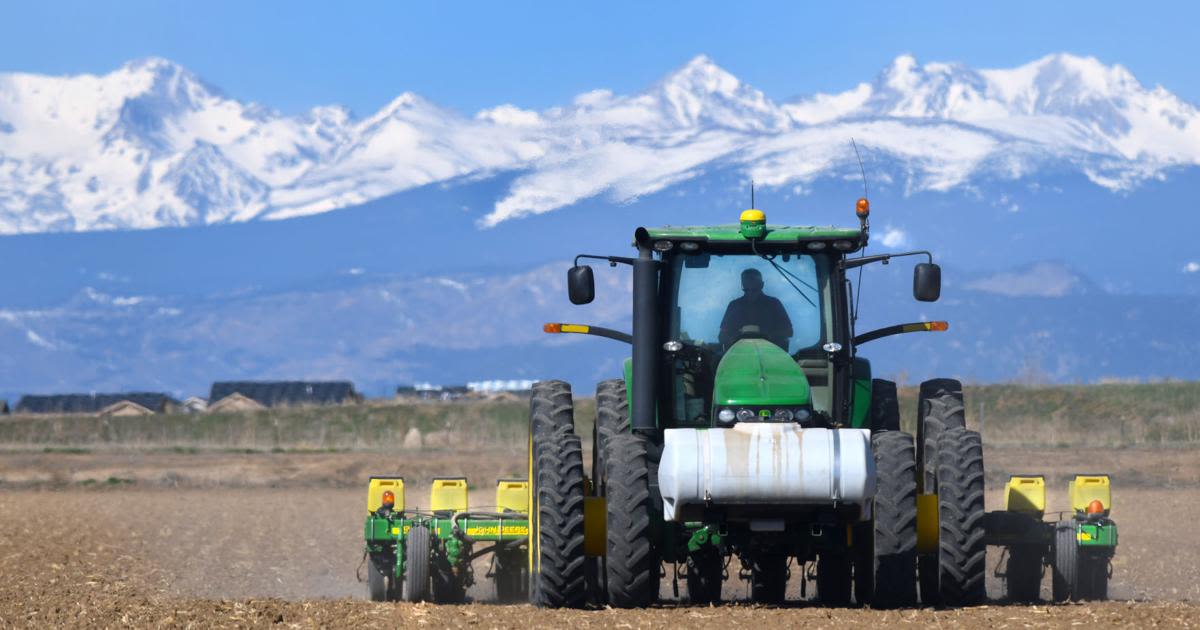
1,447,1198,628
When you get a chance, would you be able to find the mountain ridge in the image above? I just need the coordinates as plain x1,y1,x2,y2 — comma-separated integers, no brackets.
2,53,1198,234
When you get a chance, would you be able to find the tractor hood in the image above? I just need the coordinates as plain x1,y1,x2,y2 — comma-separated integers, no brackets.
712,339,811,408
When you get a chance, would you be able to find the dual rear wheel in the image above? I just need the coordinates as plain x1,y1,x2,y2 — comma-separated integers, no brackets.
528,379,660,609
913,379,987,607
528,377,985,608
527,381,588,608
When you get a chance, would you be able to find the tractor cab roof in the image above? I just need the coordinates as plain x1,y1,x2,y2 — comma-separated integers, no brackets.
635,224,866,252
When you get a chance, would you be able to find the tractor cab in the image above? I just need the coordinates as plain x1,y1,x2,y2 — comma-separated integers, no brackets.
656,224,845,429
555,202,944,433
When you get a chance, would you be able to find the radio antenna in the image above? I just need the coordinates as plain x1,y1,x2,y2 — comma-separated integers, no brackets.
750,179,756,208
851,138,868,200
849,138,869,326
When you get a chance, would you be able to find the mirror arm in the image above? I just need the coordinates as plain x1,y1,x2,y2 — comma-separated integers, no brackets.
574,254,636,268
840,250,933,270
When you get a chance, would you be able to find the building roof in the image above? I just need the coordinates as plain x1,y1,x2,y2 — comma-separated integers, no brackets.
207,392,265,413
99,400,155,416
208,381,360,408
15,392,179,415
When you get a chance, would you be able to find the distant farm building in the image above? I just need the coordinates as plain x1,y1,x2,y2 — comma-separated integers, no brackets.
396,380,535,401
468,380,536,396
396,383,470,401
208,381,362,410
14,393,179,415
99,400,155,416
206,392,265,414
182,397,208,414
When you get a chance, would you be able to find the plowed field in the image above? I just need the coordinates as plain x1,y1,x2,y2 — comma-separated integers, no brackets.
1,447,1197,628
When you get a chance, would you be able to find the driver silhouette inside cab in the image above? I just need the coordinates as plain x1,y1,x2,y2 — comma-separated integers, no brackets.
719,268,794,351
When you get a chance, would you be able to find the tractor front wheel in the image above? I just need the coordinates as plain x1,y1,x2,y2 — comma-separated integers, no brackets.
817,552,851,606
751,553,789,605
686,547,724,605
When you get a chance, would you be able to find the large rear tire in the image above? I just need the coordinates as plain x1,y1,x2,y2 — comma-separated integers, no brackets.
603,432,659,608
935,428,986,606
528,425,588,608
589,380,629,606
858,431,918,608
869,379,901,433
592,379,629,483
403,524,432,602
917,379,966,494
527,381,588,609
531,380,576,435
919,554,939,606
916,379,966,606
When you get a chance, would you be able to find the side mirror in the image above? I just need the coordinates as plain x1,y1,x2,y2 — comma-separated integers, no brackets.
567,265,595,305
913,263,941,302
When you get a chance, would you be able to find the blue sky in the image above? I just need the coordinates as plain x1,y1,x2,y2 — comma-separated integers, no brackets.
1,1,1196,116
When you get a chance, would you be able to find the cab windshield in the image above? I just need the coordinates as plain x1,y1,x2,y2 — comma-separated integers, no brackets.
668,252,831,356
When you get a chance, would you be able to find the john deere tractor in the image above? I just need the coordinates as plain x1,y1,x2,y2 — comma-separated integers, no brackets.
526,199,990,608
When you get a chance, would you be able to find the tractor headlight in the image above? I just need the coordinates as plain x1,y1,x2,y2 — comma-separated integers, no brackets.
772,408,794,422
717,408,736,425
735,408,755,423
794,408,811,422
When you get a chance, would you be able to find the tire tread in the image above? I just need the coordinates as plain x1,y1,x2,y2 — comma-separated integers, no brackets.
603,432,659,608
935,428,987,606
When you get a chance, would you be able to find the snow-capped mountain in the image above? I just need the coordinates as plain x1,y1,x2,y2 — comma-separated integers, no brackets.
1,53,1198,234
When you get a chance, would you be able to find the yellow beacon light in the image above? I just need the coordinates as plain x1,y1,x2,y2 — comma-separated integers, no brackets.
739,209,767,239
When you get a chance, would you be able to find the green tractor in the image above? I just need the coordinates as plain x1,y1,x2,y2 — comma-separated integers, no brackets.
526,199,987,608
